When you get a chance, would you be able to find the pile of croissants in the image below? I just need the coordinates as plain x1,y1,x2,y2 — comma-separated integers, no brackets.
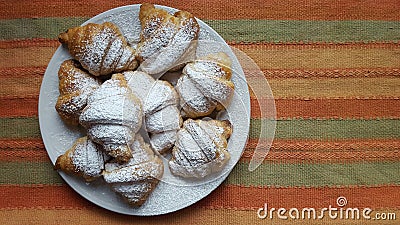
53,3,235,207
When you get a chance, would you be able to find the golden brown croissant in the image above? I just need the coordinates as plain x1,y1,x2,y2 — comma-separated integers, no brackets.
55,59,101,125
176,52,235,118
79,74,143,163
103,134,164,206
136,3,200,74
169,119,232,178
58,22,138,76
54,136,105,182
123,71,182,154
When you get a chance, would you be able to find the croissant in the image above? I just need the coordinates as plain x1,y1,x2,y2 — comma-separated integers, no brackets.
136,3,200,75
55,60,101,125
58,22,138,76
54,136,105,182
79,73,143,163
169,119,232,178
103,134,164,206
123,71,182,153
176,52,235,118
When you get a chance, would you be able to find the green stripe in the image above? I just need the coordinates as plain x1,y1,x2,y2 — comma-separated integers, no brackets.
0,161,63,185
1,161,399,187
1,18,400,43
1,117,399,139
226,161,400,187
206,20,400,43
0,17,87,40
250,118,400,139
0,117,41,138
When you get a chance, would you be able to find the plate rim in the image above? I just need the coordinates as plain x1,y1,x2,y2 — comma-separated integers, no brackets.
38,3,251,216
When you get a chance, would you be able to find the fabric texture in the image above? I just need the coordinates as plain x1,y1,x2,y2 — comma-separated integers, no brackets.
0,0,399,224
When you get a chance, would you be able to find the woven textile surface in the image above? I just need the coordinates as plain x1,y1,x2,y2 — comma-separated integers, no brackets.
0,0,399,224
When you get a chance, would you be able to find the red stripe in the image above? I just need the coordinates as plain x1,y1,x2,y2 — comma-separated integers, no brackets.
2,39,399,49
1,0,399,20
0,98,38,117
1,185,399,210
0,138,44,149
251,98,400,119
0,66,46,78
245,138,400,150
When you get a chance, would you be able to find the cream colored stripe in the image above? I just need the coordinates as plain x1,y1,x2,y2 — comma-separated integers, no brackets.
0,47,56,68
268,77,400,98
1,76,399,99
0,208,398,225
2,45,400,70
236,45,400,69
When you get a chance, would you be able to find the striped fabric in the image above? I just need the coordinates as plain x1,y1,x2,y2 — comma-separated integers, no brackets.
1,0,399,224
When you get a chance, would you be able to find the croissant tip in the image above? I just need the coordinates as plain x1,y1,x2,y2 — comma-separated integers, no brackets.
141,2,154,8
54,157,62,170
222,119,232,128
58,32,69,44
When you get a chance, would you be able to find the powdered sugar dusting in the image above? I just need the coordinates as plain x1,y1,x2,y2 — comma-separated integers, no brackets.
146,105,181,133
69,23,137,76
176,53,234,118
103,134,163,205
79,74,143,161
149,130,177,153
70,137,105,178
56,60,101,123
136,6,199,75
123,71,182,153
169,119,232,178
176,75,216,118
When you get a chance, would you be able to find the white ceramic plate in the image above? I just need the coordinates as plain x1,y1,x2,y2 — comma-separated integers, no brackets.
39,4,250,215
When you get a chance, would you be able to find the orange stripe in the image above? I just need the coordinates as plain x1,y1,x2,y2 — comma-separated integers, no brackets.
258,68,400,79
0,139,47,163
0,138,44,149
198,185,400,210
1,208,400,225
0,66,46,78
0,39,59,49
2,44,400,69
245,138,400,150
0,98,38,117
1,185,399,209
3,148,398,163
0,139,47,162
242,139,400,162
241,149,400,163
233,42,400,50
2,96,400,119
2,39,399,49
1,0,399,20
235,45,400,70
1,139,399,163
0,150,48,162
251,98,400,119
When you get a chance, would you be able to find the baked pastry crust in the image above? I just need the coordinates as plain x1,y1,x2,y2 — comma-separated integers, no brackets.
176,52,235,118
54,136,105,182
123,71,182,153
79,74,143,163
136,3,199,75
169,119,232,178
59,22,138,76
55,59,101,125
103,134,164,206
